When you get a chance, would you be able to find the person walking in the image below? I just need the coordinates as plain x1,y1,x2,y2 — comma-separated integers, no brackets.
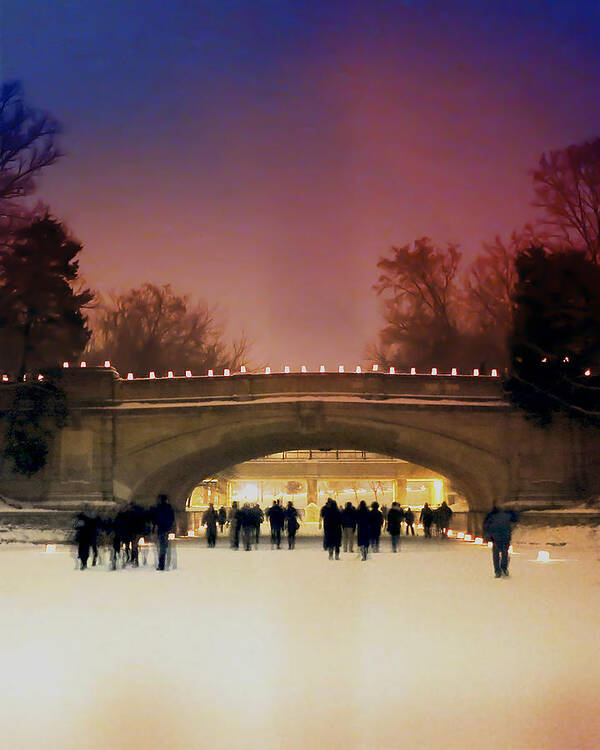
218,506,227,534
404,507,415,536
341,501,357,553
420,503,434,538
386,501,404,552
285,501,300,549
152,493,175,571
202,503,219,548
483,505,518,578
319,497,342,560
356,500,371,561
266,499,285,549
437,501,453,537
240,503,256,551
369,501,384,552
228,501,240,549
73,512,93,570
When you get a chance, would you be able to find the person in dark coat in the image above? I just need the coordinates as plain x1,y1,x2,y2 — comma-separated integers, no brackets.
284,501,300,549
152,493,175,571
386,501,404,552
239,503,256,551
483,505,518,578
202,503,219,547
266,499,285,549
437,501,453,537
420,503,434,537
341,501,357,553
251,504,264,545
369,501,384,552
356,500,371,561
228,501,240,549
126,503,148,566
404,507,415,535
73,513,93,570
319,497,342,559
218,506,227,533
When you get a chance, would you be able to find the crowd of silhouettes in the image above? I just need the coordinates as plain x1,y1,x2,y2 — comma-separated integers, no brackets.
73,493,176,571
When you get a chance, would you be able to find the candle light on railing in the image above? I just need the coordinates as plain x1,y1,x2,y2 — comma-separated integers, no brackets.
451,368,457,376
80,361,87,368
473,368,479,376
185,370,192,378
319,365,325,373
224,369,230,376
63,362,69,368
372,364,378,372
491,369,498,377
284,365,290,374
208,369,214,377
265,366,271,374
389,366,395,374
240,365,247,373
431,367,438,375
127,373,134,380
167,371,174,378
410,367,416,375
104,360,111,368
301,365,307,373
338,365,344,373
356,365,362,373
149,371,156,379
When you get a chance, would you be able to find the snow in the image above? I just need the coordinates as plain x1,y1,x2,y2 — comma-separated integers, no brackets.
1,527,599,749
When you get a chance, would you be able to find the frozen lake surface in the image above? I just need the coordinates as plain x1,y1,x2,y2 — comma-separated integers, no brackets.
1,530,599,749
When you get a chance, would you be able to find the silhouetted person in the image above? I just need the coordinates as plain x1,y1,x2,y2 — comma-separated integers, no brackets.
356,500,371,561
420,503,434,537
86,513,101,566
126,502,148,566
369,501,384,552
218,506,227,533
320,497,342,560
266,499,285,549
228,501,240,549
240,503,256,551
73,512,93,570
202,503,219,547
437,501,453,537
341,501,357,553
285,501,300,549
386,502,404,552
152,493,175,570
483,505,518,578
251,504,264,544
404,507,415,535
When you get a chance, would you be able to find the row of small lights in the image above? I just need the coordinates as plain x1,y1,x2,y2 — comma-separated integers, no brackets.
7,361,503,383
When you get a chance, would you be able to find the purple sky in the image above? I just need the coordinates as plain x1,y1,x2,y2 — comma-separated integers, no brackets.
3,0,600,369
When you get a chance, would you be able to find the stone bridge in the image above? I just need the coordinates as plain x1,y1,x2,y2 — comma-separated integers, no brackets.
0,367,597,526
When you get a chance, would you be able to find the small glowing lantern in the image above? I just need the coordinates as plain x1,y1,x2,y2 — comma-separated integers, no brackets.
389,366,395,374
208,369,214,376
187,530,195,537
138,537,145,546
536,550,550,562
301,365,307,373
284,365,290,373
168,532,175,541
149,371,156,379
475,537,483,545
417,523,423,530
541,357,548,363
355,365,362,373
167,371,174,378
37,374,44,381
338,365,344,373
488,541,493,548
491,369,498,377
240,365,247,373
319,365,325,373
431,367,438,375
2,375,8,382
80,361,87,368
63,361,69,368
410,367,416,375
451,368,457,376
372,364,379,372
185,370,192,377
224,368,231,376
473,368,479,376
44,544,56,553
447,529,454,537
457,531,465,539
104,360,111,368
464,534,472,542
265,366,271,374
127,372,134,380
585,369,591,376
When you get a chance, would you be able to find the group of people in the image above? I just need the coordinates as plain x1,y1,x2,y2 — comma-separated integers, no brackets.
319,499,454,561
73,493,175,571
200,500,301,551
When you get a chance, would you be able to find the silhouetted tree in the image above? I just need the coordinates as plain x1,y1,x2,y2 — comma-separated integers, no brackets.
532,137,600,262
0,214,92,378
0,81,61,238
505,246,600,425
86,283,249,376
372,237,467,370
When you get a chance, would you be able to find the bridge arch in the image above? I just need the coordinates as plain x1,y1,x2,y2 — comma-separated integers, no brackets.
117,404,510,513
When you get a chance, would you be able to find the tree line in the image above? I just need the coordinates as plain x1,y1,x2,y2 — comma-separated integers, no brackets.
1,78,600,476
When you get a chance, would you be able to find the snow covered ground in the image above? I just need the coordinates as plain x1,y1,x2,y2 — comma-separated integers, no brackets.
1,528,599,750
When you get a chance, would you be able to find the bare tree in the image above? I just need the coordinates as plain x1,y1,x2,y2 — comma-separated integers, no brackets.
86,283,249,377
372,237,465,369
0,81,61,236
532,137,600,262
